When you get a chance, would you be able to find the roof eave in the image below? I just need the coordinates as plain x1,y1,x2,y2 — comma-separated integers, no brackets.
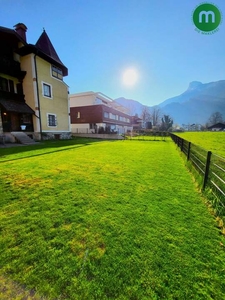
0,26,27,45
17,44,68,76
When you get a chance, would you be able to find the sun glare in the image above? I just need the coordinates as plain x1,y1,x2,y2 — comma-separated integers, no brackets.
122,68,138,86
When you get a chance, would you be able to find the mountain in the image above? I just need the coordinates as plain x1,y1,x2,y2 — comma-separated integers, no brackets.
115,80,225,125
113,97,144,116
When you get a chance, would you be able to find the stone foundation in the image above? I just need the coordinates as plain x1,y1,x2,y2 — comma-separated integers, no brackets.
38,132,72,141
72,133,124,140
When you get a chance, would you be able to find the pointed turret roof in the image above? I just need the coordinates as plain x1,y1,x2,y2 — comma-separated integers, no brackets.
17,30,68,76
34,29,68,76
18,29,68,76
35,30,64,66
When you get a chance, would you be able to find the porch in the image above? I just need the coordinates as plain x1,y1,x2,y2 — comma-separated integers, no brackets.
0,91,34,133
1,110,34,132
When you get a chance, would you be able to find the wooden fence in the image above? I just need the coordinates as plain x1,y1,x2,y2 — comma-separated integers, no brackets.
170,134,225,213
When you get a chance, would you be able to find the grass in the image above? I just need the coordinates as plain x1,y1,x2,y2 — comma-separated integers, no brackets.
175,132,225,157
0,138,225,299
125,132,169,142
172,132,225,223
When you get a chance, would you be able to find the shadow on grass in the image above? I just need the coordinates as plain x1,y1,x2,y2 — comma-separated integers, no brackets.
0,138,103,163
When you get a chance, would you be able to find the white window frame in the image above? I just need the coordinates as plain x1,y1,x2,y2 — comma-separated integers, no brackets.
110,113,116,120
47,113,57,127
42,82,53,99
51,65,63,81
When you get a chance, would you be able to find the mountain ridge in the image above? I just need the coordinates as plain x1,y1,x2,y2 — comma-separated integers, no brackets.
114,80,225,125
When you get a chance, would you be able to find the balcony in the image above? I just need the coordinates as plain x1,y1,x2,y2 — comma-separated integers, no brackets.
0,90,25,102
0,56,26,79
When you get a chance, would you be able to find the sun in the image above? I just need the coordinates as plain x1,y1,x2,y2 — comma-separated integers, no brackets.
122,68,138,86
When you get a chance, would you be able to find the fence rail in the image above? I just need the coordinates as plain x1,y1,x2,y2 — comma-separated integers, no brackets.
170,134,225,213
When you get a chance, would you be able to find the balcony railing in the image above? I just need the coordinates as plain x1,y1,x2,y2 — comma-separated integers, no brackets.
0,90,25,102
0,56,26,79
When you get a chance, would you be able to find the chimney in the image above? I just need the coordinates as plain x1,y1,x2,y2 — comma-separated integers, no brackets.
14,23,27,42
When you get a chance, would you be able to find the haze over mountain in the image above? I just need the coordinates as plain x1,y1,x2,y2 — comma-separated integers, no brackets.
115,80,225,125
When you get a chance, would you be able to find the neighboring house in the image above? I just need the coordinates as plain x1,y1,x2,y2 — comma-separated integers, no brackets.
0,23,70,141
131,115,143,130
69,91,133,134
208,122,225,131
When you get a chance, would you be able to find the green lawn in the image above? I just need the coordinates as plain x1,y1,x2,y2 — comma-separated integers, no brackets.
125,132,169,142
0,139,225,299
175,132,225,157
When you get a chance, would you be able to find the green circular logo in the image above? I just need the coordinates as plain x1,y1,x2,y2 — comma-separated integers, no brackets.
193,3,222,32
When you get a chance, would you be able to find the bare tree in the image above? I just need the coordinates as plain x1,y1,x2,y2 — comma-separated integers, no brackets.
141,106,151,128
151,106,161,126
208,112,223,125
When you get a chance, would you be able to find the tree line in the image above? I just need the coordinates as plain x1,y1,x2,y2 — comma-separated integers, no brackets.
140,106,173,131
139,106,224,132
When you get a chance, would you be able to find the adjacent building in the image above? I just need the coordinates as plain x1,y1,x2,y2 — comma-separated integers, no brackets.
69,91,133,134
131,115,143,130
208,122,225,131
0,23,70,141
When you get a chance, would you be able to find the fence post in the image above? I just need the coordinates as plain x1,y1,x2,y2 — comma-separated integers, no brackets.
181,139,184,152
174,134,177,144
187,142,191,160
202,151,212,190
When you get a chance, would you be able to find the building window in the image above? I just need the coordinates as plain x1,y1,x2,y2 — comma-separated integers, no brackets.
47,114,57,127
90,123,96,129
104,112,109,118
43,83,52,98
8,80,14,93
52,65,63,80
77,112,80,118
0,77,9,91
119,116,126,122
0,77,15,93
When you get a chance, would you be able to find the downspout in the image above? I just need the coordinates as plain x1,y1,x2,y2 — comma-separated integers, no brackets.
34,53,43,140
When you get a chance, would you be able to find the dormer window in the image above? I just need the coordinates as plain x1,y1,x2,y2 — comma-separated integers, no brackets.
52,65,63,80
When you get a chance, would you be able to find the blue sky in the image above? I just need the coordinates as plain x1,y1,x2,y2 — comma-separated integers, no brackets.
1,0,225,106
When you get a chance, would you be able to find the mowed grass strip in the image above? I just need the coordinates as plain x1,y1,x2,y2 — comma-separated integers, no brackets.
0,139,225,299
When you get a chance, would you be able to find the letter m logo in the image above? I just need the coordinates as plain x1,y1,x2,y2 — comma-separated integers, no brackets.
199,11,215,23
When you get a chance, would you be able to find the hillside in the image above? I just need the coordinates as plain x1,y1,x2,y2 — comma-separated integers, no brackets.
115,80,225,125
